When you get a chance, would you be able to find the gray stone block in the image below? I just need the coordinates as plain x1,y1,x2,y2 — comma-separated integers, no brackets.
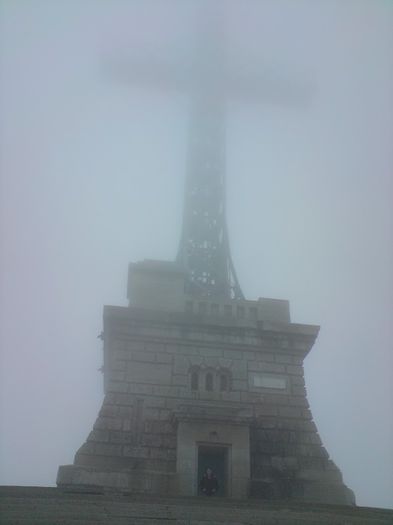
127,383,154,395
123,446,150,458
149,448,174,460
132,351,156,363
144,420,174,434
161,434,177,448
94,417,123,431
240,391,262,403
173,355,189,375
278,407,302,418
122,419,132,432
57,465,130,489
115,349,131,361
264,394,289,405
109,431,133,444
274,354,293,364
126,361,172,384
128,340,146,352
255,405,278,417
94,443,122,457
289,397,309,408
232,379,248,391
156,352,173,364
223,349,243,360
140,433,163,448
199,346,223,357
99,405,119,418
76,442,96,456
112,359,127,370
302,408,313,420
87,430,110,443
301,420,318,433
214,390,241,402
291,375,306,386
232,359,247,379
249,362,286,374
110,370,126,382
144,396,166,408
108,381,128,393
158,409,172,420
118,406,134,418
291,385,307,396
286,365,304,375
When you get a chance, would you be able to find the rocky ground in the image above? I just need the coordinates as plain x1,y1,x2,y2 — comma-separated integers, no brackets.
1,486,392,525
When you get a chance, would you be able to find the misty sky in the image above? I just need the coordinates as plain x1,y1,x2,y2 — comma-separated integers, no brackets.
0,0,392,510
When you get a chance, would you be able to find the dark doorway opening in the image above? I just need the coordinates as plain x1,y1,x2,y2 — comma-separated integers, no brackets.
197,445,229,497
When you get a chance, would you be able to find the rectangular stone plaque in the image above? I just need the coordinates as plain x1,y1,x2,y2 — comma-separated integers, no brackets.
252,374,287,389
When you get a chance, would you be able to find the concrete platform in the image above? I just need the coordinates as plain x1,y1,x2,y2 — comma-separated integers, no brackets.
1,486,392,525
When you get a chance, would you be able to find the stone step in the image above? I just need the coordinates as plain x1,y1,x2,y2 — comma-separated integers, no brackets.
1,487,392,525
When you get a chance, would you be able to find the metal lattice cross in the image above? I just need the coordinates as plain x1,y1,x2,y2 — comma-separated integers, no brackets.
110,1,310,299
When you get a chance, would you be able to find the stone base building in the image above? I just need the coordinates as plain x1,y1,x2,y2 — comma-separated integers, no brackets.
57,260,354,504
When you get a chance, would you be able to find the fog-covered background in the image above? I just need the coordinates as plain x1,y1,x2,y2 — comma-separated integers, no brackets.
1,0,392,509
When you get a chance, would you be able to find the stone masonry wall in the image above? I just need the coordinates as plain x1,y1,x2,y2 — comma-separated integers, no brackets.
60,307,353,503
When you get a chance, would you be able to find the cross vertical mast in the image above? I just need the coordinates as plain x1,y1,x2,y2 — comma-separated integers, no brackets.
176,2,244,300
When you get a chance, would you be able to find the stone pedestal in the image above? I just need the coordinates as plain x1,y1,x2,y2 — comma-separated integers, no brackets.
57,260,354,505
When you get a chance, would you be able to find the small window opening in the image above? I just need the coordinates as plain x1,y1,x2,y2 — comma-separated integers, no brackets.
219,374,228,392
191,371,199,391
205,373,213,391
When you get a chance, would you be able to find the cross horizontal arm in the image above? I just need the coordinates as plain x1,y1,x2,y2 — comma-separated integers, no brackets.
226,69,314,107
107,55,312,107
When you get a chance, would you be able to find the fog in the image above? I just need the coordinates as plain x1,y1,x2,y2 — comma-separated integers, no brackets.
0,0,392,509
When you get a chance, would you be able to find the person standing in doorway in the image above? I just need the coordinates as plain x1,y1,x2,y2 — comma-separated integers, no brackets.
199,467,219,496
